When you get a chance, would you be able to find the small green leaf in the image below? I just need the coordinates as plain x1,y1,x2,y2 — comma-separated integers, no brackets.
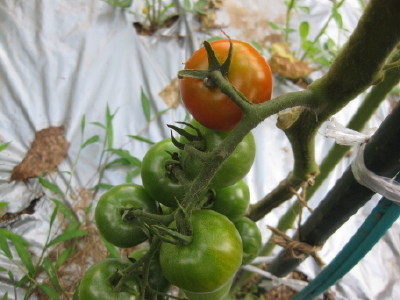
0,142,10,152
299,21,310,40
46,229,87,249
39,177,65,198
125,168,141,183
91,121,106,129
0,235,12,259
127,135,155,145
2,292,8,300
38,283,60,300
0,266,8,272
268,21,282,30
100,236,120,259
250,41,263,54
55,246,74,269
80,115,86,134
16,274,29,288
141,88,152,122
43,258,63,292
10,235,34,274
108,149,141,167
81,135,100,149
50,199,79,226
102,0,132,8
333,8,343,29
390,87,400,94
93,183,114,190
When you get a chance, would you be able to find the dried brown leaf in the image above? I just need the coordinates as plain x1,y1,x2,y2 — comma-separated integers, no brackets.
159,77,180,108
269,42,314,79
11,126,70,181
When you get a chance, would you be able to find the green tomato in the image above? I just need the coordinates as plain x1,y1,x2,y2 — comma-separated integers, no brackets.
141,138,185,207
95,184,158,248
129,248,170,293
234,217,262,265
211,180,250,220
159,210,242,293
183,278,232,300
79,258,139,300
181,121,256,189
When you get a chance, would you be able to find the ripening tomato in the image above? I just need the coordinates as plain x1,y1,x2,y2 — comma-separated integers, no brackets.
79,258,139,300
141,138,186,207
95,184,158,248
180,39,273,131
234,217,262,265
180,121,255,189
159,210,242,293
211,180,250,221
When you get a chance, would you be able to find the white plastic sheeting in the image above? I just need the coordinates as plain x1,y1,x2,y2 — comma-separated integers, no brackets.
0,0,398,299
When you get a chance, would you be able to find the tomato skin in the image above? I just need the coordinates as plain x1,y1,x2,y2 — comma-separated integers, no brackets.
79,258,139,300
212,180,250,221
180,39,273,131
183,278,232,300
141,138,185,207
181,121,256,189
234,217,262,265
159,210,242,293
95,184,158,248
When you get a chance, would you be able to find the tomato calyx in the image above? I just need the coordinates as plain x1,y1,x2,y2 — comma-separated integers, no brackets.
178,39,234,88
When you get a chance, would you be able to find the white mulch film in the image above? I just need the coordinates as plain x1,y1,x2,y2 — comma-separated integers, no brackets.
0,0,398,299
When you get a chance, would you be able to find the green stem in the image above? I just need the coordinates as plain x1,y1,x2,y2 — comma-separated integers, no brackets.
122,208,174,225
259,45,400,256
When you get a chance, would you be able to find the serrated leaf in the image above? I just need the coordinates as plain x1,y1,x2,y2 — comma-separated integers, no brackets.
299,21,309,40
39,177,64,198
128,135,155,145
81,135,100,149
141,88,152,122
46,229,87,249
0,142,11,152
38,283,60,300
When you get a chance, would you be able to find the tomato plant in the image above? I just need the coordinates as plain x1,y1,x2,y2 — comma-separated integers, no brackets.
159,210,242,293
141,138,186,207
211,180,250,220
79,258,139,300
234,217,262,265
181,121,256,189
180,39,273,131
129,247,170,293
95,184,158,248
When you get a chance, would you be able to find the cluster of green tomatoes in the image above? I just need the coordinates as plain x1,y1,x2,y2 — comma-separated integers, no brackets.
79,121,262,300
79,38,273,300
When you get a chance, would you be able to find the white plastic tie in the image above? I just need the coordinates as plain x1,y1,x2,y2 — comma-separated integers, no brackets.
325,118,400,204
242,264,308,292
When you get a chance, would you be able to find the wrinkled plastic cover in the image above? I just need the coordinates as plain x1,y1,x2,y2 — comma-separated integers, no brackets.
0,0,399,299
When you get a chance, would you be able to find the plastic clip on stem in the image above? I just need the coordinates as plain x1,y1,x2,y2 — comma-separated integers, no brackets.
292,122,400,300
